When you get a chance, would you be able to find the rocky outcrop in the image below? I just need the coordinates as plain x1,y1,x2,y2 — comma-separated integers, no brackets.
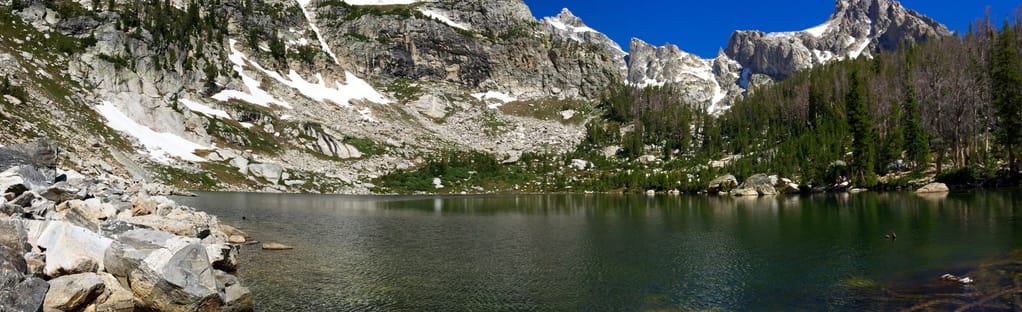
730,174,779,196
318,0,623,99
707,174,738,194
0,142,253,311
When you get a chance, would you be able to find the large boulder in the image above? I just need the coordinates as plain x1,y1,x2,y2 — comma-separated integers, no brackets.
93,272,134,312
35,221,114,277
43,272,105,311
124,206,227,243
56,198,118,226
40,181,84,203
707,174,738,194
915,182,950,194
129,243,222,311
730,188,760,197
103,228,181,280
215,270,253,312
105,229,221,311
0,219,48,312
247,163,284,184
0,139,58,169
0,277,48,312
0,167,27,197
206,244,239,272
731,174,778,196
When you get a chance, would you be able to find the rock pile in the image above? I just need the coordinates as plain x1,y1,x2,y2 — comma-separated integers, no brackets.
0,143,252,311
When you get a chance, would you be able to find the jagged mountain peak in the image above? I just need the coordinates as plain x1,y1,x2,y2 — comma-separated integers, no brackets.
725,0,950,80
541,7,628,75
555,7,582,23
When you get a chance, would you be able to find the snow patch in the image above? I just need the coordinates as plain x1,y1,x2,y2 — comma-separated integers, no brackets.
637,78,665,87
95,101,207,163
249,62,390,107
180,99,231,119
812,49,836,63
215,39,388,108
296,0,342,65
240,122,254,129
212,39,293,109
419,9,470,30
472,91,517,109
560,110,576,120
804,21,830,38
544,18,595,33
848,39,871,59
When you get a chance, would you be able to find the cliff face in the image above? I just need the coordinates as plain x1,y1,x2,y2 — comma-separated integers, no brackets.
317,0,623,100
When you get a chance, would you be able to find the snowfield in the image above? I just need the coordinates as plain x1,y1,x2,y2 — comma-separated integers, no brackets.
213,39,293,109
472,91,517,109
96,101,208,163
179,98,231,119
420,9,470,30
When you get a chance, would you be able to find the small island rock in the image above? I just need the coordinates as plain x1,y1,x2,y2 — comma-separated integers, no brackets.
915,183,950,194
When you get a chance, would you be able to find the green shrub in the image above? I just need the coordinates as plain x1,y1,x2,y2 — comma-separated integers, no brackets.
936,166,984,186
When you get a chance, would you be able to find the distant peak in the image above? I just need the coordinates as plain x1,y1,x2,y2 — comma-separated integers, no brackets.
548,7,586,28
558,7,575,18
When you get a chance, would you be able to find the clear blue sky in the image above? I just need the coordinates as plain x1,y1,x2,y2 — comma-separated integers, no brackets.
524,0,1022,58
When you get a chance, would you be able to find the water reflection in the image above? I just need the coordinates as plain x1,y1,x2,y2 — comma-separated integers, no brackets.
177,191,1022,311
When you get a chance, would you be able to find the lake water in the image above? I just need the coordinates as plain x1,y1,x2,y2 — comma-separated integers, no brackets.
177,191,1022,311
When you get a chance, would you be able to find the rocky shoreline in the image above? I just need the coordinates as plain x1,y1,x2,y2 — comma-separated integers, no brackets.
0,141,253,312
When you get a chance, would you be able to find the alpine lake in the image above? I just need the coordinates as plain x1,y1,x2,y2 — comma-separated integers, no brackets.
176,191,1022,311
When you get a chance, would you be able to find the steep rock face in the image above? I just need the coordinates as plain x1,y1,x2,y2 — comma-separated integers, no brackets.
726,0,950,80
627,40,747,112
316,0,622,99
541,8,627,77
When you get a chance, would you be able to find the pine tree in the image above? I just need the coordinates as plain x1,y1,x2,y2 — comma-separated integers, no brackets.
902,66,929,169
882,99,904,172
846,69,876,183
992,22,1022,172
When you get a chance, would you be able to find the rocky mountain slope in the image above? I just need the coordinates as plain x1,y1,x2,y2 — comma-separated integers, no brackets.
0,0,950,193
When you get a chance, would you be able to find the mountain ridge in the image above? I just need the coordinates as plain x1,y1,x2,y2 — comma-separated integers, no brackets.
0,0,954,193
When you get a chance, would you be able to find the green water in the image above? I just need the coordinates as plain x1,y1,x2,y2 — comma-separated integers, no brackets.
177,191,1022,311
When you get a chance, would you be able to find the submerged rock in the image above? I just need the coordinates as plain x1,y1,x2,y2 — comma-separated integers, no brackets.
261,242,293,250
